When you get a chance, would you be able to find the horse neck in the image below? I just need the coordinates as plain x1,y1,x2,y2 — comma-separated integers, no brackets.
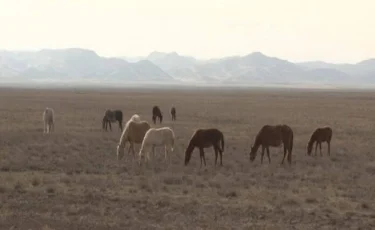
252,135,263,152
118,128,129,147
186,140,195,154
307,135,316,148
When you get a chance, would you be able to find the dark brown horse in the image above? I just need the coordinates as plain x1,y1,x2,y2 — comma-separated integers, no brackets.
102,109,123,132
307,127,332,156
184,128,225,167
170,106,176,121
152,106,163,124
249,124,294,165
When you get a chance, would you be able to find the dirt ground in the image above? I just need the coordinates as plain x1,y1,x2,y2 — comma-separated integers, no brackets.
0,87,374,230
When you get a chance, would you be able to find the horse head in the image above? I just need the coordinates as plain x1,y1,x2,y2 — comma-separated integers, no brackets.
249,145,257,162
184,143,195,166
306,143,313,156
117,145,125,160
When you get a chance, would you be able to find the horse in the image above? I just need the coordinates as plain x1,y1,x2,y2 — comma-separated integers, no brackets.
307,127,332,156
43,107,54,134
102,109,123,132
138,127,175,164
170,106,176,121
184,128,225,167
249,124,294,165
152,106,163,124
116,115,151,161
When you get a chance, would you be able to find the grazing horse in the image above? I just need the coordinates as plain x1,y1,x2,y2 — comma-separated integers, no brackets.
102,109,123,132
138,127,175,164
307,127,332,156
184,128,225,167
152,106,163,124
170,106,176,121
249,125,294,165
43,107,54,134
116,115,151,161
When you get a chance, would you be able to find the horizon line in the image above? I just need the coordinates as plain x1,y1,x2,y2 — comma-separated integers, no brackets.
0,47,373,65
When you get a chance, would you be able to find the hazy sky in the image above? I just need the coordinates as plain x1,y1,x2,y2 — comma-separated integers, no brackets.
0,0,374,63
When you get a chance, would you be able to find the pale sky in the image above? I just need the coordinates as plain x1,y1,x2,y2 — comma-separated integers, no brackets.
0,0,374,63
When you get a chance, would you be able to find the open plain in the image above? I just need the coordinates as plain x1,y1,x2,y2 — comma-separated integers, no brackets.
0,86,375,229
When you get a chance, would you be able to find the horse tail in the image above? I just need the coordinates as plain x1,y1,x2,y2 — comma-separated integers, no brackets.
220,133,225,152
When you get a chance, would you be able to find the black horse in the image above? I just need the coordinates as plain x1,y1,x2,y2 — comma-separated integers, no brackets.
102,109,123,131
152,106,163,124
170,106,176,121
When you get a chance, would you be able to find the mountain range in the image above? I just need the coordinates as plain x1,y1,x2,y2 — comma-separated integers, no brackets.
1,48,375,86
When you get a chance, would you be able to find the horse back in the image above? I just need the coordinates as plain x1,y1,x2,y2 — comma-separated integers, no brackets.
128,121,151,143
258,125,292,147
114,110,123,121
314,127,332,142
43,108,54,122
191,128,223,148
152,106,162,116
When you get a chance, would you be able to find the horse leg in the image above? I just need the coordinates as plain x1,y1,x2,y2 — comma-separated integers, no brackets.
261,146,265,164
164,145,168,162
118,120,122,132
315,142,318,156
202,150,207,166
109,122,112,131
287,146,292,164
319,142,322,156
281,145,287,165
131,143,136,159
127,144,132,157
199,148,206,167
214,145,219,167
328,141,331,156
152,145,156,159
266,147,271,164
219,148,223,166
199,148,204,168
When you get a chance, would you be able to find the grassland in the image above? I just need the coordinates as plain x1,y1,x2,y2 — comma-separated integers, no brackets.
0,87,375,229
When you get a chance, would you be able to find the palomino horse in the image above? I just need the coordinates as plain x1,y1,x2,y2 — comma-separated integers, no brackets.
152,106,163,124
307,126,332,156
170,106,176,121
43,107,55,134
249,124,294,165
184,128,225,167
116,115,150,161
138,127,175,165
102,109,123,132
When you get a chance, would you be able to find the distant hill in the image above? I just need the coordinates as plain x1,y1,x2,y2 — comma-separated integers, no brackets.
1,48,375,85
0,48,173,82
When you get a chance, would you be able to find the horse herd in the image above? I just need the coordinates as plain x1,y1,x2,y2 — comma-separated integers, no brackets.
42,105,333,167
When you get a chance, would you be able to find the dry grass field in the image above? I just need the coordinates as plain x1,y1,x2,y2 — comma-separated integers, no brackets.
0,86,375,230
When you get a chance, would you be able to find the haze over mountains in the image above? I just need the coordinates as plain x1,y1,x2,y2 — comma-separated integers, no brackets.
1,48,375,86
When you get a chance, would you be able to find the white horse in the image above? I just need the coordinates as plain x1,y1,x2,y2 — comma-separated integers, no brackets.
138,127,175,164
129,114,141,123
43,107,54,134
116,114,150,161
